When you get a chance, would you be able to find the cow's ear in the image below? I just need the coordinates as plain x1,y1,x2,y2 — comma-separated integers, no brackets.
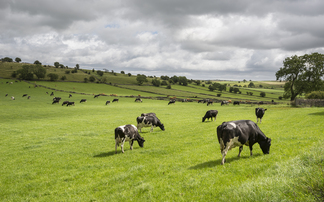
265,109,267,111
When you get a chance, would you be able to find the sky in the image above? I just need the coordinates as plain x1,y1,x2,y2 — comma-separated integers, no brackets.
1,0,324,81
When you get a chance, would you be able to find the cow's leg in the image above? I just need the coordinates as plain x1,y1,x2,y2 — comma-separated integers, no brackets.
260,118,262,123
249,145,253,156
130,140,134,150
120,138,126,153
115,139,118,154
238,146,243,157
150,125,153,132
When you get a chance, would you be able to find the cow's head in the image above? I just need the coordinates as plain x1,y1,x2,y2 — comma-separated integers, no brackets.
159,124,165,131
136,135,145,147
202,117,206,122
259,137,271,154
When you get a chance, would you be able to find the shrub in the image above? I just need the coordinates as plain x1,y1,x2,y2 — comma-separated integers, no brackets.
166,84,171,89
260,92,266,97
217,94,221,97
65,70,70,74
305,91,324,99
161,80,168,86
89,76,96,82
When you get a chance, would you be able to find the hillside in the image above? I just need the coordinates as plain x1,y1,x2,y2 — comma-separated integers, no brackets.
0,61,287,103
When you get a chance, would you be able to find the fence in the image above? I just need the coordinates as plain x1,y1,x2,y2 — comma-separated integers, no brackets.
294,99,324,107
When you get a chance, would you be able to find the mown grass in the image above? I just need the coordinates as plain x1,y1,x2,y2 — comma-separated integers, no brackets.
0,79,323,201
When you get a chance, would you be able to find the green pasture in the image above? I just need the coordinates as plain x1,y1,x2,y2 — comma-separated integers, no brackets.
1,80,323,201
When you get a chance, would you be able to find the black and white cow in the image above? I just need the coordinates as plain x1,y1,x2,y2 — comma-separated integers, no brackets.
69,94,72,98
94,94,100,98
168,100,176,105
136,116,165,132
255,108,267,123
53,97,61,101
216,120,271,165
66,102,75,106
202,110,218,122
233,101,240,105
198,100,204,103
80,99,87,103
11,96,15,100
52,100,60,104
22,94,28,97
62,101,69,106
106,100,110,105
141,112,156,117
221,101,229,106
112,99,119,102
135,98,142,102
115,124,145,154
27,96,31,99
207,100,213,106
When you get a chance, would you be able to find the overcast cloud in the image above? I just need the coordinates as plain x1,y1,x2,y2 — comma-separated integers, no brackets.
1,0,324,80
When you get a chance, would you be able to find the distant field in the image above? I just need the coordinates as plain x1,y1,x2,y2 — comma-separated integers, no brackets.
0,79,323,201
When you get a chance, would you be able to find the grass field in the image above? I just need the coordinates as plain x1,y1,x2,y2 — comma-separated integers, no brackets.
0,79,323,201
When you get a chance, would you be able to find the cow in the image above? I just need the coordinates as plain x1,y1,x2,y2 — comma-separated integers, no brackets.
233,101,240,105
207,100,213,106
22,94,28,97
69,94,72,98
80,99,87,103
62,101,69,106
136,116,165,132
255,108,267,123
66,102,75,106
135,98,142,102
5,94,8,97
50,92,54,96
106,100,110,105
112,99,119,102
202,110,218,122
115,124,145,154
141,112,156,117
182,99,187,102
53,97,61,101
198,100,204,103
52,100,60,104
217,120,271,165
11,96,15,100
27,96,31,99
168,100,176,105
221,101,229,106
94,94,100,98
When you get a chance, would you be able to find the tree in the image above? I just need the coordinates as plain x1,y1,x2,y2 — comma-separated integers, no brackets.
97,70,104,76
195,80,201,85
76,64,79,69
15,57,21,63
54,62,60,68
1,57,13,62
248,82,255,88
89,76,96,82
34,60,42,65
136,74,148,85
152,78,161,87
33,65,47,79
16,65,34,80
61,75,67,80
260,92,266,97
170,75,179,84
47,73,59,81
121,71,125,74
161,80,168,86
276,53,324,101
128,73,132,77
178,76,188,86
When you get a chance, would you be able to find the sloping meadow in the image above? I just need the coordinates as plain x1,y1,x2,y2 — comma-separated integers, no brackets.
1,79,323,201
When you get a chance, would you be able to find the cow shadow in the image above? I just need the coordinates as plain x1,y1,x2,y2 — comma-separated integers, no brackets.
309,111,324,116
189,154,261,169
93,151,115,157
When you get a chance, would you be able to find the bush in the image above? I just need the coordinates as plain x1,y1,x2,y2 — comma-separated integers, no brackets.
89,76,96,82
305,91,324,99
161,80,168,86
166,84,171,89
47,73,59,81
65,70,70,74
217,94,221,97
279,96,283,100
260,92,266,97
61,75,67,80
84,78,88,83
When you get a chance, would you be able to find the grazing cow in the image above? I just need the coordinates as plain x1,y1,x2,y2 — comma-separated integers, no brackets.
69,94,72,98
50,92,54,96
168,100,176,105
62,101,69,106
182,99,187,102
202,110,218,122
115,124,145,154
112,99,119,102
255,108,267,123
52,100,60,104
22,94,28,97
53,97,61,101
136,116,165,132
27,96,31,99
141,112,156,117
66,102,75,106
80,99,87,103
233,101,240,105
135,98,142,102
221,101,229,106
207,100,213,106
106,100,110,105
11,96,15,100
5,94,8,97
198,100,204,103
94,94,100,98
217,120,271,165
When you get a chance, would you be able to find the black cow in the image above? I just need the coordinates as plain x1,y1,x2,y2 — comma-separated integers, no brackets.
106,100,110,105
62,101,69,106
80,99,87,103
202,110,218,122
69,94,72,98
50,92,54,96
94,94,100,98
221,101,228,106
207,100,213,106
233,101,240,105
216,120,271,165
5,94,8,97
198,100,204,103
22,94,28,97
255,108,267,123
53,97,61,101
168,100,176,105
27,96,31,99
136,116,165,132
141,112,156,117
52,100,60,104
135,98,142,102
66,102,75,106
115,124,145,154
112,99,119,102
